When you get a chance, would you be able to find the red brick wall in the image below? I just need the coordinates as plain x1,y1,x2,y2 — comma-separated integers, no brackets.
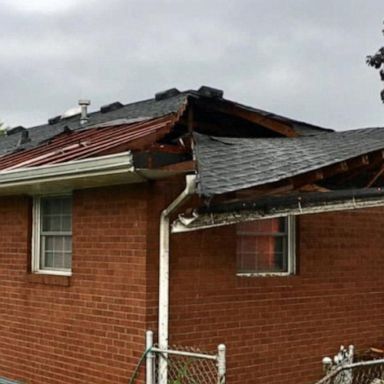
0,185,149,384
162,209,384,384
146,181,384,384
1,180,384,384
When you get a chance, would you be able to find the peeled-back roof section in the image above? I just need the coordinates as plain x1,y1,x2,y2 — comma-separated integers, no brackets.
195,128,384,196
0,93,189,157
0,116,176,171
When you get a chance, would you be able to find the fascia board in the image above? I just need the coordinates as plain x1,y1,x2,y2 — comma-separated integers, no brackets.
0,152,134,186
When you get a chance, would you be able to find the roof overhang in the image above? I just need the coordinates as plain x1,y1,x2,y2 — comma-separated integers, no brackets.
0,152,187,196
172,188,384,233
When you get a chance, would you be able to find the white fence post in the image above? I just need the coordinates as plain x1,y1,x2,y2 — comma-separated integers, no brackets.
150,342,225,384
217,344,226,384
146,330,154,384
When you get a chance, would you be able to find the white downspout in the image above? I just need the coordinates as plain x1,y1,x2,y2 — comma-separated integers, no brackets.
158,174,196,384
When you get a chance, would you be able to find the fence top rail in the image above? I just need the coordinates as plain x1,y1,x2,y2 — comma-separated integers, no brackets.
316,358,384,384
151,347,218,361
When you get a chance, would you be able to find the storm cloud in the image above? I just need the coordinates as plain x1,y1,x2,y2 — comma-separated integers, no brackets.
0,0,384,130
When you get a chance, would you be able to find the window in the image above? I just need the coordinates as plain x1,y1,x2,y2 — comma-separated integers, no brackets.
236,216,295,275
32,196,72,275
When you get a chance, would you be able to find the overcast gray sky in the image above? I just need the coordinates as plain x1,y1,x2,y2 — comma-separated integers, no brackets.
1,0,384,130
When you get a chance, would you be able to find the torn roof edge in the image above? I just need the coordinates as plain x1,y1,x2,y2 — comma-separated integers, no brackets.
172,187,384,233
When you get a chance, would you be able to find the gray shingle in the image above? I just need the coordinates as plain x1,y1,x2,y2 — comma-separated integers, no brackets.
0,93,188,156
195,128,384,196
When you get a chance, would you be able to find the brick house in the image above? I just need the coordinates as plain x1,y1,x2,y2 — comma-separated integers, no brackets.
0,86,384,384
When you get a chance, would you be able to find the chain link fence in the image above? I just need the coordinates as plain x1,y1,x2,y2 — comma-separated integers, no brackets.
146,331,226,384
315,359,384,384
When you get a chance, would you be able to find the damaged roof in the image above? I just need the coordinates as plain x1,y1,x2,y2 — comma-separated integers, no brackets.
195,128,384,196
0,116,175,171
0,93,188,157
0,86,330,158
1,85,384,207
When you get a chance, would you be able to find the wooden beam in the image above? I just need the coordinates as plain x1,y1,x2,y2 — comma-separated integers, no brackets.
213,183,329,206
150,143,189,154
339,161,349,172
366,165,384,188
187,106,194,135
289,153,375,189
194,99,298,137
298,184,330,192
236,183,294,199
215,151,381,203
178,119,226,133
159,160,196,172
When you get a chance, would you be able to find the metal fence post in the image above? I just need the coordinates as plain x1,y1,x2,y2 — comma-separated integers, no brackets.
146,330,154,384
217,344,226,384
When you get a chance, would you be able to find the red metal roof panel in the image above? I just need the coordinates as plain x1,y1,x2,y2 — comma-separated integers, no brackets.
0,116,175,171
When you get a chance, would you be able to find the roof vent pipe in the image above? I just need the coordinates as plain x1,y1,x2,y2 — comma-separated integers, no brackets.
79,99,91,126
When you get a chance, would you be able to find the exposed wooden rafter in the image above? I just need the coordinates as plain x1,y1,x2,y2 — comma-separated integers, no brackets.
290,153,373,189
366,165,384,188
192,99,298,137
208,151,384,207
160,160,196,172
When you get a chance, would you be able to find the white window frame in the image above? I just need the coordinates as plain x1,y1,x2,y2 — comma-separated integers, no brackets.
236,215,296,277
32,195,72,276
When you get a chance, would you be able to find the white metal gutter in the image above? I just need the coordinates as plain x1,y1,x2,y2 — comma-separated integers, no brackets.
0,152,189,196
0,152,134,185
158,174,196,384
172,193,384,233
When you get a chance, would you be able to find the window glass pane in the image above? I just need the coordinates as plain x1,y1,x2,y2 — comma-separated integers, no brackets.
274,237,287,271
64,236,72,252
42,197,71,215
54,236,64,251
278,217,287,233
41,198,60,215
43,252,54,268
236,217,290,274
64,253,72,269
38,196,72,272
41,235,72,270
62,215,71,231
54,253,65,269
61,198,71,214
41,197,72,233
44,236,53,251
42,216,60,232
237,252,255,272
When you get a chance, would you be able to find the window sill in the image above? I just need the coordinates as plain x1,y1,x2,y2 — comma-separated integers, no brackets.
236,272,294,277
27,273,71,287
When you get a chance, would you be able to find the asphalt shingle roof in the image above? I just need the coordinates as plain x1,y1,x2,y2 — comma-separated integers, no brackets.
0,93,188,156
195,128,384,196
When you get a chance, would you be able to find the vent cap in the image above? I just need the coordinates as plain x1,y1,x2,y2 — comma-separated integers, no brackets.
48,115,61,125
198,86,224,99
155,88,180,101
7,126,26,136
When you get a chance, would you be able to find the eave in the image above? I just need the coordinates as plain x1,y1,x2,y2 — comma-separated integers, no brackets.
0,152,188,196
172,188,384,233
